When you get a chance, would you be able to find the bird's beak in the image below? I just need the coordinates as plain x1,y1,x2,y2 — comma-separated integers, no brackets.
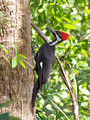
48,27,56,38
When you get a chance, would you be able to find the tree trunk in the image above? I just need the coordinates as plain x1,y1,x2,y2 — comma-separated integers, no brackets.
0,0,35,119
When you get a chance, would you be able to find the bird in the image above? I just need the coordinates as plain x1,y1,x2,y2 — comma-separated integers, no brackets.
32,27,69,107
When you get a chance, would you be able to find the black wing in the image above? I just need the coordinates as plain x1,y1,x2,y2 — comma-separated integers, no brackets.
35,43,54,86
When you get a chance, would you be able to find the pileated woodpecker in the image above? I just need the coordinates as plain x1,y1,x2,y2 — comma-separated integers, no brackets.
32,28,69,107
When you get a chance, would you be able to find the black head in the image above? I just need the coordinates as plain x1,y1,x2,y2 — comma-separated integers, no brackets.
48,27,69,46
48,27,62,42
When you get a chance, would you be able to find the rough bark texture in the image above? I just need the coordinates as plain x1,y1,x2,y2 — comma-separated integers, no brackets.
0,0,34,119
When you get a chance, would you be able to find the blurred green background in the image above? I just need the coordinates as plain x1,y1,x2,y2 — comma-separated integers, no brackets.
30,0,90,119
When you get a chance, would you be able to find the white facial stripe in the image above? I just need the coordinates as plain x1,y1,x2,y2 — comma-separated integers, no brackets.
40,62,43,69
55,32,61,42
49,32,62,46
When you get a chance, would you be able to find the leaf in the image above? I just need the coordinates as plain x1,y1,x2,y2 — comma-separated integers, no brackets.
17,54,27,59
33,0,40,7
3,56,11,66
74,0,78,6
82,49,88,58
0,113,10,120
43,106,55,115
0,113,21,120
0,11,4,19
22,59,34,69
64,24,76,30
63,17,71,23
3,19,15,28
12,43,18,55
0,43,1,49
4,48,9,54
81,110,90,115
78,79,88,85
12,56,17,68
86,59,90,66
0,99,19,109
55,16,62,23
10,116,21,120
0,22,4,36
17,58,26,70
72,20,80,25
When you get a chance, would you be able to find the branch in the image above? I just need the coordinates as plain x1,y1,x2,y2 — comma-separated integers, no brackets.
31,20,49,43
31,20,79,120
65,61,77,99
55,54,74,94
41,93,69,120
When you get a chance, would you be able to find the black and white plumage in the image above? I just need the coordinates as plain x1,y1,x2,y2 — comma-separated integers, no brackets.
32,28,69,107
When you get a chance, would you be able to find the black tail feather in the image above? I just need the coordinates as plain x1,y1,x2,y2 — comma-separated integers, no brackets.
32,78,39,107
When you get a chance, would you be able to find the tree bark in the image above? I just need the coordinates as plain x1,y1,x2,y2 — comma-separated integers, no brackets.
0,0,34,119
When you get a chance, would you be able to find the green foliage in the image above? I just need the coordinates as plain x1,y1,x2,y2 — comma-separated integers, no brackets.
0,113,21,120
12,56,18,69
17,57,26,70
17,54,27,59
0,100,21,120
11,44,27,69
0,11,4,18
0,43,1,49
0,11,4,36
0,22,4,36
1,43,34,69
10,116,21,120
4,48,9,54
0,11,34,69
3,56,11,66
0,113,10,120
12,43,18,55
30,0,90,119
0,100,19,109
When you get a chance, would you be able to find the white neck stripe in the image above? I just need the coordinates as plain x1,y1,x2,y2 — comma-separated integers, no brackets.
49,41,58,46
49,31,62,46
